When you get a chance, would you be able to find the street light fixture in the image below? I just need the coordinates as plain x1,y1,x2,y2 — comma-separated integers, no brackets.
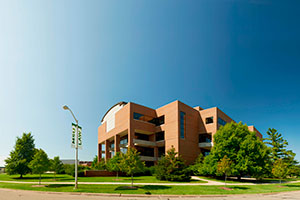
63,105,79,189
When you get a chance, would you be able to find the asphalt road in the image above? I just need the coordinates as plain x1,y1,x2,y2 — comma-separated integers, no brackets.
0,188,300,200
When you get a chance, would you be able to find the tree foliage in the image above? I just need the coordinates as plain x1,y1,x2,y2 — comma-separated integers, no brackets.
91,155,106,170
272,159,289,184
106,152,123,179
217,155,232,185
50,156,64,180
264,128,298,177
202,122,270,179
5,133,36,178
120,147,144,187
29,149,50,184
155,147,191,182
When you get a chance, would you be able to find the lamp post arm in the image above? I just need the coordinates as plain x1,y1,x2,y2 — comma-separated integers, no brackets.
68,108,78,123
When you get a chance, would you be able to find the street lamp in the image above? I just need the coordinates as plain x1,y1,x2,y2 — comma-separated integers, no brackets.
63,105,79,189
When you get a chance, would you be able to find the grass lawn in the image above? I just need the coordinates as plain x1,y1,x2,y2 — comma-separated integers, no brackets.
0,174,205,183
0,182,300,195
198,176,300,184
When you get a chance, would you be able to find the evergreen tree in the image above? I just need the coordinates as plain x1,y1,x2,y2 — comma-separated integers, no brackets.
5,133,35,178
155,147,191,182
264,128,298,177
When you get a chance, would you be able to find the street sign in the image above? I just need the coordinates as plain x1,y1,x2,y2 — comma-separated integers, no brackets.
72,123,82,149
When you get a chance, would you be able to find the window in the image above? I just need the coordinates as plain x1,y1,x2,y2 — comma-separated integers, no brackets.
133,112,164,126
199,134,212,143
158,146,165,157
120,136,128,145
218,117,226,126
180,111,186,139
135,133,149,141
120,148,127,154
155,131,165,141
206,117,213,124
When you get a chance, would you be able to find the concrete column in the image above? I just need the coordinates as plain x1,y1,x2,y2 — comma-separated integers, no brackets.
154,146,158,165
98,143,102,162
105,140,110,161
115,135,120,153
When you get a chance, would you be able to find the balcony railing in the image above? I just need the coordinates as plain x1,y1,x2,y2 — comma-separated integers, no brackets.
140,156,157,162
133,139,156,147
198,142,213,148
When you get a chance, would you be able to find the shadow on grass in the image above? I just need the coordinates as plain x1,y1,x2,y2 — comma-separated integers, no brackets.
46,184,74,188
115,186,139,191
13,176,54,180
229,186,249,190
284,184,300,188
141,185,171,190
115,185,171,191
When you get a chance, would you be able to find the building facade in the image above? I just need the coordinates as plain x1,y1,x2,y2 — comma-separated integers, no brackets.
98,100,262,166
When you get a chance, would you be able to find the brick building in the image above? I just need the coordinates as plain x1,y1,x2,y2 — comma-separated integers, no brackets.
98,100,262,166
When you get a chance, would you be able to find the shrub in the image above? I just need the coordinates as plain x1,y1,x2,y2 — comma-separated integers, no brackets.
155,147,191,182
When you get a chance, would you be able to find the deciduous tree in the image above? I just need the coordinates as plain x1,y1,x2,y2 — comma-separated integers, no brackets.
29,149,50,185
50,156,64,180
202,122,269,180
217,155,232,185
120,148,144,187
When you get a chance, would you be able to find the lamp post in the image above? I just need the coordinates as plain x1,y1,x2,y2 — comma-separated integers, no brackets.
63,105,79,189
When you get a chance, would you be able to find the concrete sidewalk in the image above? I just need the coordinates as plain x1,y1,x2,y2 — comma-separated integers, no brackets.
1,188,300,200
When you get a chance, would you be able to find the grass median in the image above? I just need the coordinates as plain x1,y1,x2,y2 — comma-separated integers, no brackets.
0,174,205,183
0,182,300,195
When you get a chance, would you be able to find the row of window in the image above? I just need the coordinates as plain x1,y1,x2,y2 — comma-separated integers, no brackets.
133,112,165,126
205,116,227,126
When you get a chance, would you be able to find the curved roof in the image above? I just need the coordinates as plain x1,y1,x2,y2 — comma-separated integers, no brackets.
101,101,127,123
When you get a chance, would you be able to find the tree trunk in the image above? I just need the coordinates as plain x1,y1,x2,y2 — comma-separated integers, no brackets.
225,174,227,186
280,178,282,185
117,171,119,179
39,174,41,185
237,175,241,181
131,174,133,187
20,174,23,179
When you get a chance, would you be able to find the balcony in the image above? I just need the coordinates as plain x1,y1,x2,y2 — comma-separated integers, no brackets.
133,139,156,147
140,156,157,162
198,142,213,148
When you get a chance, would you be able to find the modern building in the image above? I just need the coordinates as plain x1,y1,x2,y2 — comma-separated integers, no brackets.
98,100,262,166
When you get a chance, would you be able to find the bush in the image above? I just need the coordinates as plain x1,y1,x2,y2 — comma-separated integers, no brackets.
63,164,85,177
135,166,156,176
155,147,191,182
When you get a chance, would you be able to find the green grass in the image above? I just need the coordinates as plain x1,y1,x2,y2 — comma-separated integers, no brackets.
198,176,300,184
0,174,205,183
0,182,300,195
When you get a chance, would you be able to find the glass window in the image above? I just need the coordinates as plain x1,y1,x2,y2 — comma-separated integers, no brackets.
120,136,128,145
135,133,149,141
155,131,165,141
120,148,127,154
199,134,212,143
218,117,227,126
180,111,186,139
206,117,213,124
133,112,144,120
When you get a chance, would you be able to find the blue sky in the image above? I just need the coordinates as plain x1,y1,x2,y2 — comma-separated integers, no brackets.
1,0,300,166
